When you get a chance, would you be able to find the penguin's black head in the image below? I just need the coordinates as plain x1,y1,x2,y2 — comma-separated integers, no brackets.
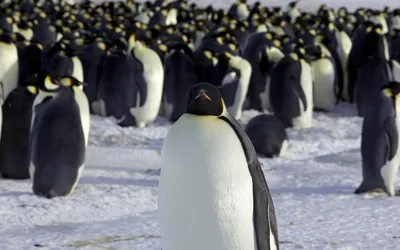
186,83,223,116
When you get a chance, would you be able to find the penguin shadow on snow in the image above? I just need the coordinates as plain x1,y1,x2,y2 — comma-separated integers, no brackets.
273,185,355,196
0,191,32,197
78,166,159,188
314,148,361,167
320,103,359,118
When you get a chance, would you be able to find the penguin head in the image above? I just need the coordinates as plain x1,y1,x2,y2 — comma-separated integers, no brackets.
186,82,223,117
60,76,85,91
20,74,39,95
36,71,61,92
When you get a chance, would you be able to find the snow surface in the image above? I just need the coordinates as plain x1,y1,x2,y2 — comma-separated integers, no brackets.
2,1,400,250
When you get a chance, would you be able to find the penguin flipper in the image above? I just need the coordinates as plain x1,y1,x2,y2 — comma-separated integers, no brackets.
219,113,279,250
250,161,279,250
384,116,398,161
134,70,147,107
354,182,385,194
219,74,239,108
292,78,307,112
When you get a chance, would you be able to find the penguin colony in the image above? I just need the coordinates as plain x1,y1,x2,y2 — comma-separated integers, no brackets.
0,0,399,248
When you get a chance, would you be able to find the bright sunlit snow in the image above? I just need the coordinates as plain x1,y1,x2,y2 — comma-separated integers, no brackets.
1,0,400,250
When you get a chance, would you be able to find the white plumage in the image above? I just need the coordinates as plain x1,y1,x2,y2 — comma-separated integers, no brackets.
159,111,256,250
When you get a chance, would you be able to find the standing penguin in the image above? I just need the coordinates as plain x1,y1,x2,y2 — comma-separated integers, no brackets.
218,52,252,120
355,81,400,196
29,74,88,198
163,43,197,122
311,45,337,112
267,48,313,129
0,77,37,179
129,36,164,128
159,82,279,250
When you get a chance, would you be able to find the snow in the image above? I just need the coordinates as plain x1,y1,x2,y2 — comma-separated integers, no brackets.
2,1,400,250
2,102,400,250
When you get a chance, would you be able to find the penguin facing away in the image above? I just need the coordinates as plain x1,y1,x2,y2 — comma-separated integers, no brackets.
355,81,400,196
0,78,37,179
245,114,289,158
29,74,86,199
163,44,197,122
159,82,279,250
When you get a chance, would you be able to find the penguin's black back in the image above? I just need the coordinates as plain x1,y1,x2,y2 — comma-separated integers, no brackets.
42,51,74,78
0,86,36,179
97,51,145,126
17,44,43,84
245,114,288,158
164,50,197,121
356,57,390,117
30,88,85,198
79,43,107,106
32,19,57,48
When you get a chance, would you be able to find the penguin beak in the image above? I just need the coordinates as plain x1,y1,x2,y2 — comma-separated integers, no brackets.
195,90,212,101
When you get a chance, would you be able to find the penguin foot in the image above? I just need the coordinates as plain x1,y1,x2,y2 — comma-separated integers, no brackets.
354,187,384,195
367,188,385,193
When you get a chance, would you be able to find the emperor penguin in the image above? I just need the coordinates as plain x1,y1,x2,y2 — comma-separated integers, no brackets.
128,35,164,128
266,48,314,129
311,45,337,112
0,31,19,104
0,78,37,179
336,24,353,101
59,76,90,146
29,74,87,198
163,43,197,122
218,52,252,120
356,81,400,197
287,1,301,24
159,82,279,250
227,0,250,22
258,44,285,113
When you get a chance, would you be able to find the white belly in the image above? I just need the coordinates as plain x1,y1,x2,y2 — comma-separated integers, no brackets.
0,43,19,103
312,58,336,112
292,60,313,129
381,116,400,196
391,59,400,82
73,86,90,146
129,63,164,128
72,57,84,83
260,76,272,112
159,114,255,250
